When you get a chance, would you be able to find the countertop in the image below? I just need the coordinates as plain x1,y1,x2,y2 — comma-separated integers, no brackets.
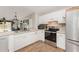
0,31,14,37
57,31,65,34
0,29,44,37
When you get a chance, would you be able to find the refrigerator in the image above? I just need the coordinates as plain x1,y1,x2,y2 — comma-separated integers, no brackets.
66,8,79,52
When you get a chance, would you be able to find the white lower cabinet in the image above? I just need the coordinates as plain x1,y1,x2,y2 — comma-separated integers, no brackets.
36,30,45,41
57,33,65,49
0,36,8,52
9,30,45,51
14,34,26,51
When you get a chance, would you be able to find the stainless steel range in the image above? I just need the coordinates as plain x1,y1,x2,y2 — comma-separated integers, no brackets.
45,28,59,47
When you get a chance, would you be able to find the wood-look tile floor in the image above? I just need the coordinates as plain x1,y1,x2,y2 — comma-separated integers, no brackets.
16,41,64,52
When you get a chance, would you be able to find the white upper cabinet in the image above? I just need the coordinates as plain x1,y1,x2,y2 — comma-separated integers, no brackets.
39,9,66,24
58,16,66,23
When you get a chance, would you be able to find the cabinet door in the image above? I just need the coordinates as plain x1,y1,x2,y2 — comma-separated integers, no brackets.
37,30,45,41
14,34,27,51
57,34,65,49
22,33,35,46
25,32,40,45
0,36,8,52
8,35,15,52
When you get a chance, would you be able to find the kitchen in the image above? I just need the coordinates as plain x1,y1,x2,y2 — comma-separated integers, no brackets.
0,6,79,52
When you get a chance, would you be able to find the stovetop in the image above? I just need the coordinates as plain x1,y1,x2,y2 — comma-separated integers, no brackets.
46,28,59,32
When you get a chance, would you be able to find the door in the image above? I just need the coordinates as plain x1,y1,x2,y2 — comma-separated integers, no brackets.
66,11,79,41
66,11,74,40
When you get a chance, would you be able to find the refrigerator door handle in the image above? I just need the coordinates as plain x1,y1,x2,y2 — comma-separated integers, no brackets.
67,39,79,46
68,39,79,42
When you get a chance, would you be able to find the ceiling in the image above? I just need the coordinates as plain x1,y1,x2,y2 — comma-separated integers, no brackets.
24,6,70,15
0,6,71,20
0,6,70,15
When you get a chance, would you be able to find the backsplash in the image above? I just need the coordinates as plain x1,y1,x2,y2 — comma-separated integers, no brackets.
47,21,58,27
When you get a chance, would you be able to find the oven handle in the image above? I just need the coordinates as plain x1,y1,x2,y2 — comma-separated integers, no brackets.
45,31,56,33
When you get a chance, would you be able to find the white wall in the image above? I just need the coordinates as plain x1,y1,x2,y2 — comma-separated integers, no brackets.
38,9,66,24
27,13,39,29
0,6,31,20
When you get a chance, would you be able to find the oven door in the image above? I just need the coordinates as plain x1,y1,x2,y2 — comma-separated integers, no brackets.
45,31,56,43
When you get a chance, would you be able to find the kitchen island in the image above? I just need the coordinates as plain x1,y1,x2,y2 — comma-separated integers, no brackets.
0,30,45,52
